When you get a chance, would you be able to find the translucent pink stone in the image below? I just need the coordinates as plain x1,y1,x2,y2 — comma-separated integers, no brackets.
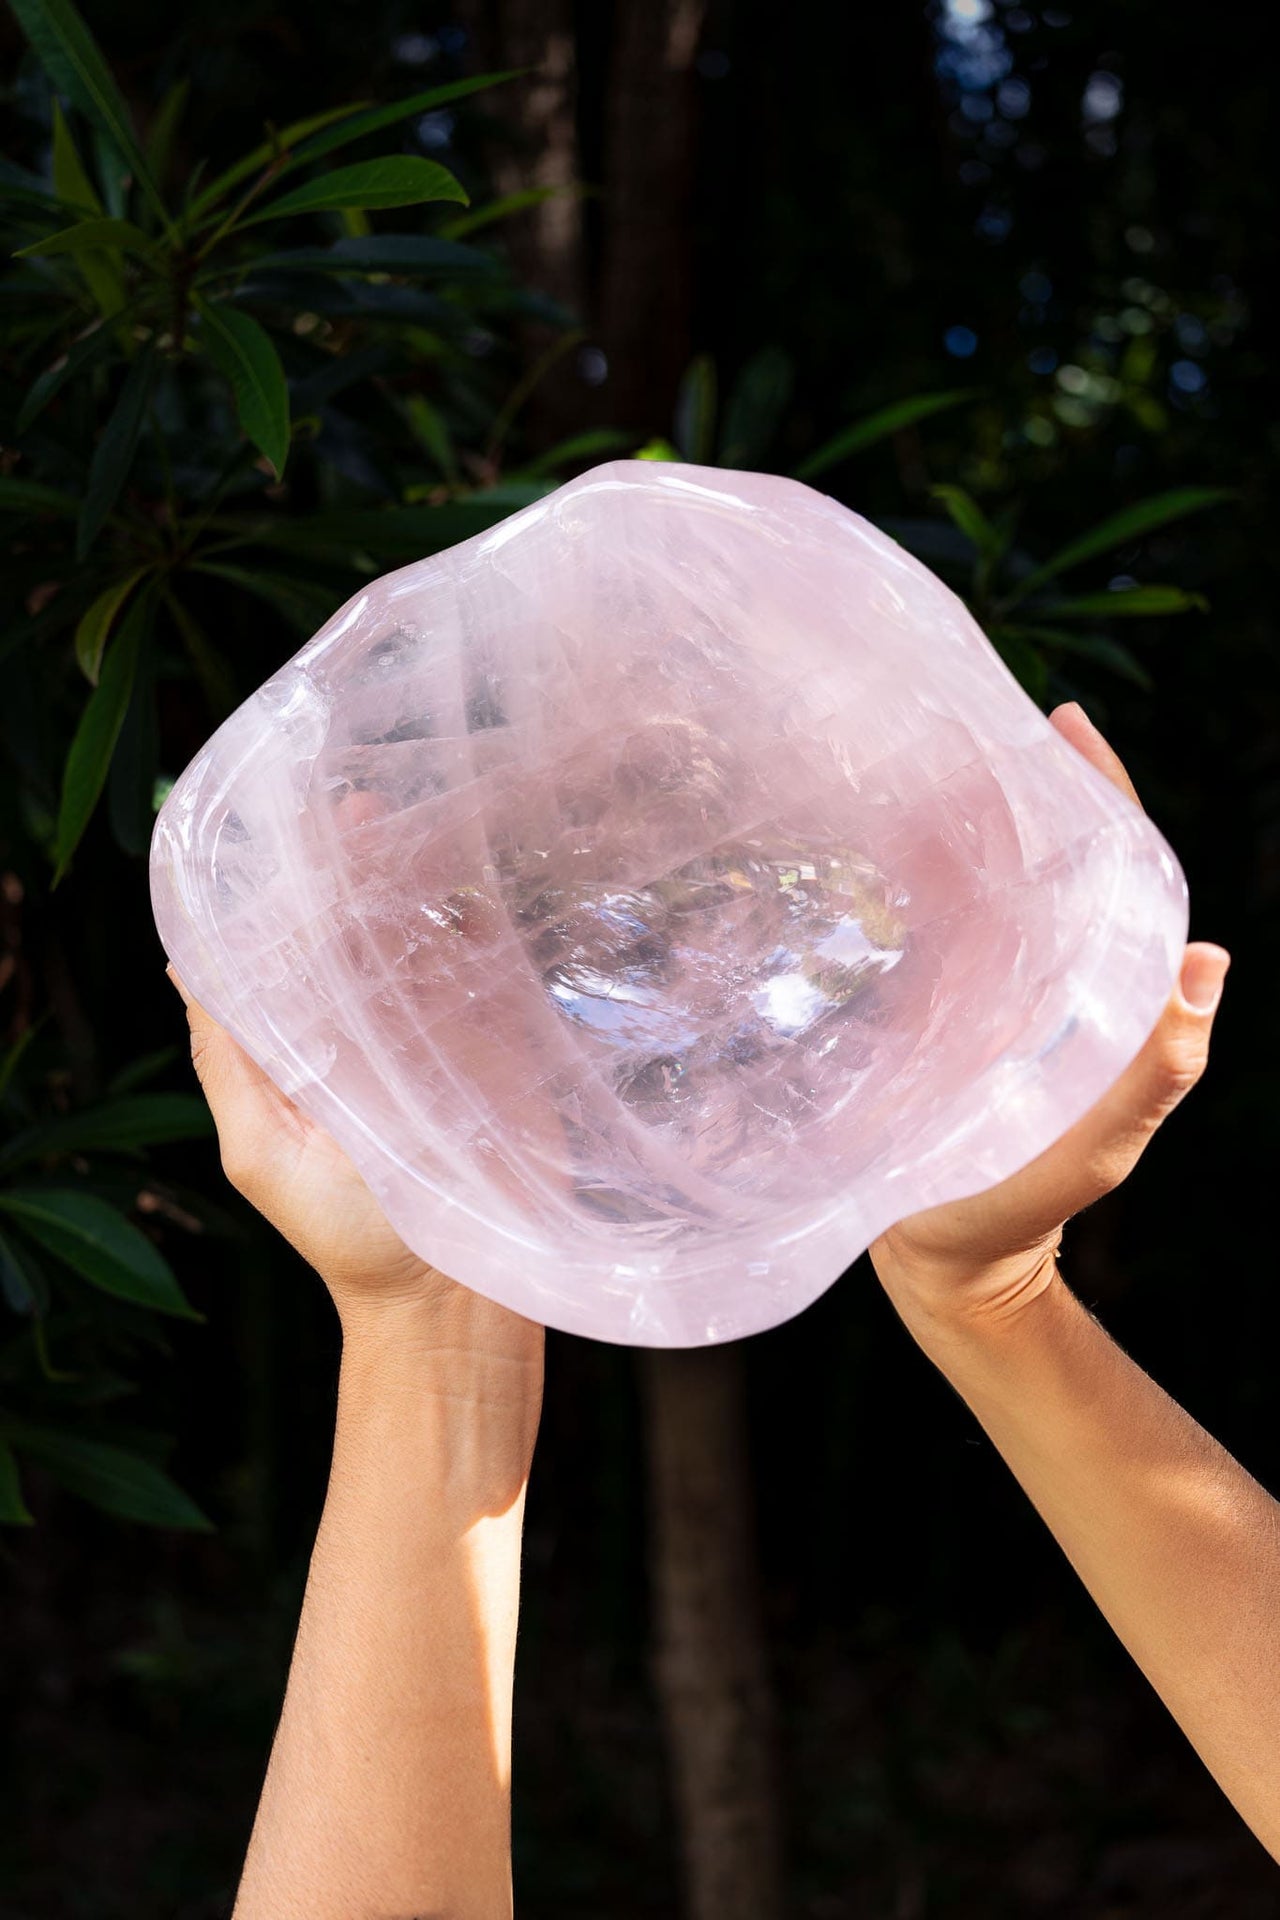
150,462,1188,1345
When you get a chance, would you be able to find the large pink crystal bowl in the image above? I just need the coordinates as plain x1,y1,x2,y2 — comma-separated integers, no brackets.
150,462,1188,1345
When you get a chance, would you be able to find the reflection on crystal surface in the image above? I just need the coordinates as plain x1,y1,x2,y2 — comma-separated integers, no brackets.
150,462,1188,1346
520,837,909,1224
517,840,906,1178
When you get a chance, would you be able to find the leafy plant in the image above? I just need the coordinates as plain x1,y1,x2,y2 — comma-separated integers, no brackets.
911,481,1228,700
0,0,607,1526
659,347,1226,702
0,1029,215,1527
656,345,973,481
0,0,1230,1534
0,0,595,885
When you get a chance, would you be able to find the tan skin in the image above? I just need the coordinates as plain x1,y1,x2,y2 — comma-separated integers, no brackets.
173,980,544,1917
177,700,1277,1909
873,699,1230,1330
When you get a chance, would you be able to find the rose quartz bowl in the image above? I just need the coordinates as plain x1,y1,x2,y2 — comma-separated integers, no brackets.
151,463,1188,1346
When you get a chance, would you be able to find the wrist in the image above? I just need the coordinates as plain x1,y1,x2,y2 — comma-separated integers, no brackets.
874,1242,1067,1366
334,1288,544,1505
334,1270,543,1382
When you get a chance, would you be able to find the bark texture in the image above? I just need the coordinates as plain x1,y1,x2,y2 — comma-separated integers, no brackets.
455,0,585,317
640,1344,784,1920
596,0,709,431
453,0,587,443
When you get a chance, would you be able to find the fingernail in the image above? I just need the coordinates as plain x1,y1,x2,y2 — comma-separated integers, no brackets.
1180,946,1230,1013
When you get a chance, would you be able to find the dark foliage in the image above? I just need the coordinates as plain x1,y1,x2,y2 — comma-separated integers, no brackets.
1,0,1276,1911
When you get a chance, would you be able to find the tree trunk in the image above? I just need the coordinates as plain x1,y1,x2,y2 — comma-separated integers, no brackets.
596,0,709,433
453,0,588,444
455,0,708,440
640,1343,784,1920
456,0,584,311
458,23,783,1915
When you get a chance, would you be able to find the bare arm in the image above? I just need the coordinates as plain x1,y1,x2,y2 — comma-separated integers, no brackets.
872,703,1280,1858
172,977,543,1919
887,1262,1280,1858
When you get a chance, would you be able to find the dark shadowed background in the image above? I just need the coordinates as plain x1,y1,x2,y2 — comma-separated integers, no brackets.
1,1,1277,1914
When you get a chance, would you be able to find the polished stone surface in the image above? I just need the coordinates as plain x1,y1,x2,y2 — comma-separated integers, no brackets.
151,463,1188,1344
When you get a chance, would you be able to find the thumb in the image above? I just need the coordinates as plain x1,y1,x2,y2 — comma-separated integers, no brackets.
1177,944,1232,1018
1101,940,1228,1129
1050,941,1230,1216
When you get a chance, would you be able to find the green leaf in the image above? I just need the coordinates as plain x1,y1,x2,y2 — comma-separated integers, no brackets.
674,354,717,465
0,153,75,214
518,428,637,479
285,72,519,172
0,476,79,516
0,1017,45,1105
7,0,166,223
106,633,158,857
190,562,337,634
0,1189,199,1319
17,320,117,432
239,234,497,278
1034,585,1208,620
212,488,544,564
107,1046,181,1095
997,624,1153,690
18,216,162,263
74,567,149,685
91,124,129,219
0,1225,51,1318
241,156,468,227
718,347,794,470
145,76,190,184
0,1440,34,1526
52,95,100,212
190,80,508,224
53,586,152,880
441,180,576,241
633,437,682,462
992,629,1049,703
4,1425,211,1530
77,344,157,560
403,394,458,482
194,298,290,477
163,592,237,719
0,1094,214,1170
930,484,1005,562
234,279,450,327
286,345,395,413
185,104,374,222
1006,487,1232,605
793,389,973,482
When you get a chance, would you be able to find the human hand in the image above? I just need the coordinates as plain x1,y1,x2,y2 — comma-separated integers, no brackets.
169,971,544,1392
870,703,1230,1340
188,971,541,1920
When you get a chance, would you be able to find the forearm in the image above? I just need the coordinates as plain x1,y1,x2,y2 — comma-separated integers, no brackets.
234,1302,542,1920
897,1269,1280,1859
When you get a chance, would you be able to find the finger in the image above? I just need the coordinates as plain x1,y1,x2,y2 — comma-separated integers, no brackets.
1049,701,1144,810
167,969,307,1191
1005,941,1230,1230
168,967,268,1110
